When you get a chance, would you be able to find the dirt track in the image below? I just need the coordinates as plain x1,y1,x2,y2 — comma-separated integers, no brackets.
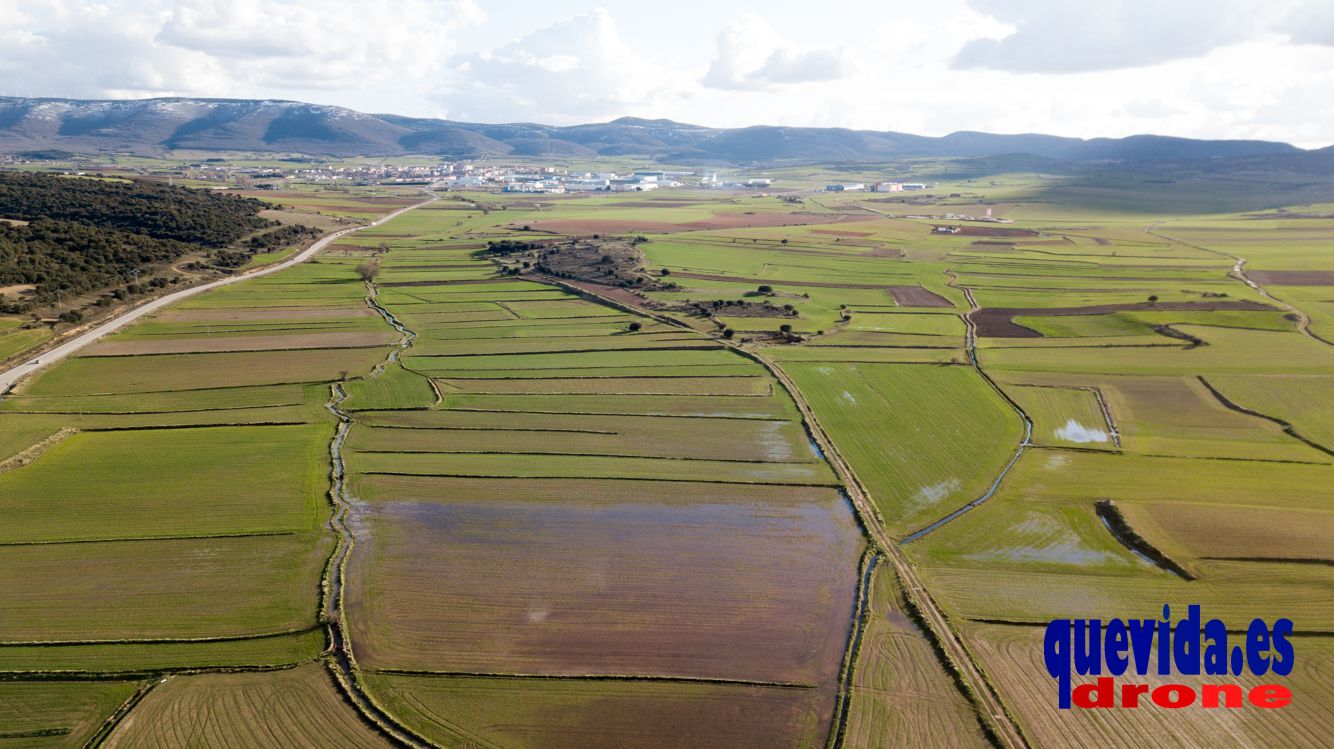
553,274,1032,749
0,193,437,395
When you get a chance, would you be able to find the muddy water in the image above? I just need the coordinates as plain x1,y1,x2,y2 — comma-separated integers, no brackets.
349,489,864,686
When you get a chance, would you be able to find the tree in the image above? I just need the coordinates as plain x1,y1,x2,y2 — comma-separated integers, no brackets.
628,321,643,332
356,259,381,282
378,242,390,254
781,238,789,244
757,285,773,293
722,328,735,339
660,268,671,276
779,323,793,333
1147,295,1159,303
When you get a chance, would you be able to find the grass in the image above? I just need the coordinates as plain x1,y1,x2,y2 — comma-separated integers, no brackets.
364,673,832,749
1005,384,1114,449
843,563,990,749
0,533,330,641
0,319,52,362
352,450,837,484
341,363,437,411
6,165,1333,745
103,664,388,748
348,412,813,463
963,623,1334,749
0,629,326,672
782,362,1024,533
0,681,141,747
0,424,331,542
19,347,390,395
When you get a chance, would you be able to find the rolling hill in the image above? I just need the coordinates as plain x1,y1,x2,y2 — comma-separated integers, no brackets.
0,96,1308,165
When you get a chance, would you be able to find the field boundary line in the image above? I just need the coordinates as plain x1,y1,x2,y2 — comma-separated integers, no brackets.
0,427,76,474
1196,375,1334,457
826,550,879,749
0,191,439,396
898,273,1033,543
83,678,156,748
364,669,816,689
534,267,1031,749
0,624,322,648
1146,224,1333,347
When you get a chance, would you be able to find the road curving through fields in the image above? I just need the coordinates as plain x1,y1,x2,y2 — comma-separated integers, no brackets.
0,191,439,396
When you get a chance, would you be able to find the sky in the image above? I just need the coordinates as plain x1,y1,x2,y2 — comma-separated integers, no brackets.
2,0,1333,147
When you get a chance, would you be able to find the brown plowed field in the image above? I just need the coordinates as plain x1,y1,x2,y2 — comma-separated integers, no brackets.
887,286,953,308
673,272,901,290
971,300,1276,337
955,226,1040,238
1246,270,1334,286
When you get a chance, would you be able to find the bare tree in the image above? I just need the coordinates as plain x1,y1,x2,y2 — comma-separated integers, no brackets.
357,259,381,283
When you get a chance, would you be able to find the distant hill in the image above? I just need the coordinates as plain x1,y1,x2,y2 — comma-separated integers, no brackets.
0,96,1309,165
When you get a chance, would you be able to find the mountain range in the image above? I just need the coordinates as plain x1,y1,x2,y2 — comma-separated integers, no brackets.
0,96,1321,165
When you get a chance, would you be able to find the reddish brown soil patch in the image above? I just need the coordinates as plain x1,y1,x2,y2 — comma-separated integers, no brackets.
887,286,953,308
863,247,905,258
954,226,1040,238
971,300,1276,338
548,276,651,309
84,331,398,355
1246,270,1334,286
673,272,897,290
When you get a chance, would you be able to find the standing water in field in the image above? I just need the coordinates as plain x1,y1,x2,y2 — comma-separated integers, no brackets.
1054,419,1109,444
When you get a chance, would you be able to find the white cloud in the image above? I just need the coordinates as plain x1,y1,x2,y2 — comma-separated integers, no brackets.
0,1,1333,147
704,14,848,90
440,9,676,123
0,0,483,99
955,0,1333,73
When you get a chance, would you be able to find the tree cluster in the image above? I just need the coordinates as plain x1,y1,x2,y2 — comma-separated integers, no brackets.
0,219,190,307
0,172,272,246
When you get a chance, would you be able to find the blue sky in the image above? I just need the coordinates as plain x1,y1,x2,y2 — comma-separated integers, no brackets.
3,1,1333,146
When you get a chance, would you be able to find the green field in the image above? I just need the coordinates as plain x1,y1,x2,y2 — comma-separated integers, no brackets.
2,163,1331,748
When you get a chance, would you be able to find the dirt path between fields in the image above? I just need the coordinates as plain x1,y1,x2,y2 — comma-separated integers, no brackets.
0,192,439,395
899,272,1034,543
1145,224,1332,347
551,274,1031,749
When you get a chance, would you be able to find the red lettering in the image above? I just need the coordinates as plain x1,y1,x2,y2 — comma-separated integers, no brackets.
1072,677,1115,708
1151,684,1196,709
1201,683,1243,708
1249,684,1292,708
1120,683,1149,708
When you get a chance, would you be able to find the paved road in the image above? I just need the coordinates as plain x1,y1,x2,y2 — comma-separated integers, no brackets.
0,193,436,395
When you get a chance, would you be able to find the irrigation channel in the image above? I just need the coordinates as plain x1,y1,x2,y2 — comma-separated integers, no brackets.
1146,224,1333,347
900,275,1034,544
0,192,438,396
321,279,435,748
534,273,1032,749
